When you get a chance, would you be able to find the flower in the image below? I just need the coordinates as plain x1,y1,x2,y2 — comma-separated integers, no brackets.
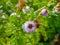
23,21,36,33
22,6,30,13
53,3,60,13
10,12,16,16
41,9,48,16
25,6,30,10
53,8,58,13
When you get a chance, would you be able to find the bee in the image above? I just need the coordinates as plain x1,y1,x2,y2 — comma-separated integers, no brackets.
17,0,27,10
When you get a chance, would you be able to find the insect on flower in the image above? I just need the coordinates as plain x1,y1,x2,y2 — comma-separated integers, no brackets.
23,21,36,33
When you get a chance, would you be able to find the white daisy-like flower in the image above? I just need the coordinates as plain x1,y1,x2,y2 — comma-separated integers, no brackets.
10,12,16,16
23,21,36,33
22,6,30,13
26,6,30,9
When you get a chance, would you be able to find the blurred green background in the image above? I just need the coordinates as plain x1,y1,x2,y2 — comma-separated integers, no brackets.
0,0,60,45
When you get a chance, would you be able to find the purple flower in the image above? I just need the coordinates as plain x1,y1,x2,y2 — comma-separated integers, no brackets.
22,6,30,13
23,21,36,33
41,9,48,16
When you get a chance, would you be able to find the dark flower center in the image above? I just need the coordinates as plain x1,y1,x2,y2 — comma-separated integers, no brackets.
28,24,33,29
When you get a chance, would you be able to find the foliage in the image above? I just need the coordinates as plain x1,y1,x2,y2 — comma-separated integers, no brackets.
0,0,60,45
